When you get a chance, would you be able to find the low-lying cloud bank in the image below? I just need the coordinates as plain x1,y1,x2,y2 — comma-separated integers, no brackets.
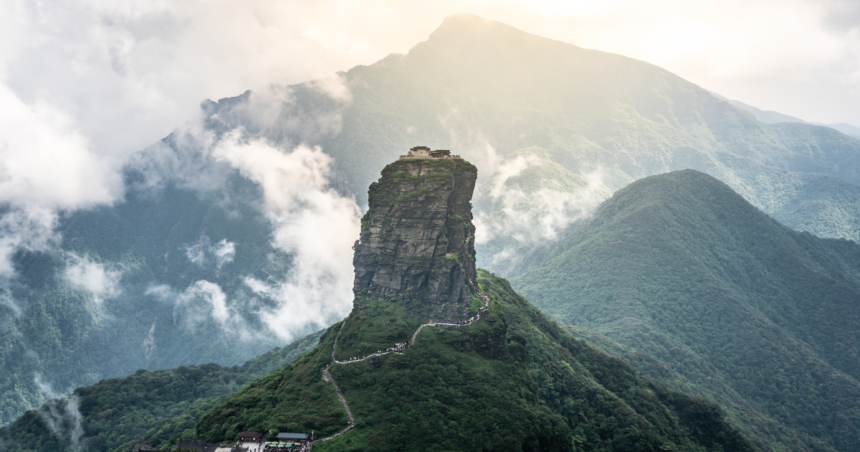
65,254,124,306
474,154,611,267
185,236,236,273
0,70,360,349
34,374,84,449
212,133,360,341
136,116,360,343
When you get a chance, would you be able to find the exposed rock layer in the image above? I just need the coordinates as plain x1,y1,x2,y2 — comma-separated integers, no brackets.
353,158,478,321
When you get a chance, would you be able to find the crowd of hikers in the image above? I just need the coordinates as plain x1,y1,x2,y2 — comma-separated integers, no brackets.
238,440,312,452
262,441,311,452
468,277,490,309
455,315,477,325
307,275,496,445
385,342,408,353
330,277,492,365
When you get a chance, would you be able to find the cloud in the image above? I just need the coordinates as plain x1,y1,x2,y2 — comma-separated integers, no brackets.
34,374,84,449
0,86,122,211
64,254,123,305
123,126,230,196
0,0,361,314
0,80,122,315
212,240,236,270
212,134,360,341
308,72,353,103
178,280,230,326
822,0,860,33
142,135,360,342
0,208,60,317
473,154,610,261
124,78,350,200
438,108,502,179
143,318,157,366
148,280,243,336
185,236,236,272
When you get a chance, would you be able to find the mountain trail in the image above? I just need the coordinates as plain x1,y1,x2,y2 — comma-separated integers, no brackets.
317,283,490,443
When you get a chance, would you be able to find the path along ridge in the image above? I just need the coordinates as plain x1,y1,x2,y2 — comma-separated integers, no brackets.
316,278,490,443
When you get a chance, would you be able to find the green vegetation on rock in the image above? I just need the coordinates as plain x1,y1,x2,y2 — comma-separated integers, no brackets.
197,270,756,452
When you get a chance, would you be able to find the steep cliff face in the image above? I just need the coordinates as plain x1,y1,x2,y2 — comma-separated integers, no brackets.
352,157,478,322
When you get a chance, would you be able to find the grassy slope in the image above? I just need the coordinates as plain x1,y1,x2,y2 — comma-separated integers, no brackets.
0,330,323,452
197,270,756,452
512,170,860,451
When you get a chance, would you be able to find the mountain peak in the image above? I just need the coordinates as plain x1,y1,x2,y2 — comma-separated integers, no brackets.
338,155,482,358
428,13,554,45
513,169,860,451
432,13,507,37
399,12,576,67
599,169,780,233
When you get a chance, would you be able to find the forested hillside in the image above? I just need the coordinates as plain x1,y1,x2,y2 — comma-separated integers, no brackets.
0,174,299,425
512,170,860,451
197,270,756,452
0,330,322,452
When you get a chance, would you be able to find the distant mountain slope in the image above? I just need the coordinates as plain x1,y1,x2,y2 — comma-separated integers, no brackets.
724,99,807,124
201,13,860,246
0,330,322,452
725,98,860,139
511,170,860,451
815,123,860,140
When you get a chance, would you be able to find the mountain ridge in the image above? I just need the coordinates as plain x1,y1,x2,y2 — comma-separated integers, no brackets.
721,97,860,139
194,157,756,451
511,169,860,451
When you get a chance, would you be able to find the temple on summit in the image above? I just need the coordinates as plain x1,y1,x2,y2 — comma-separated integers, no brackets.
399,145,461,159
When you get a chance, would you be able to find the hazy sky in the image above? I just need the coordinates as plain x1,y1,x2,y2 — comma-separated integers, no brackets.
1,0,858,213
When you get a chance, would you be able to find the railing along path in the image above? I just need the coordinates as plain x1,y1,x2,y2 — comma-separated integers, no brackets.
315,278,489,444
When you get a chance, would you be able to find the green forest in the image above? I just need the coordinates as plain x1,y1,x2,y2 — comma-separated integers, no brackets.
196,270,754,452
0,331,322,452
511,170,860,451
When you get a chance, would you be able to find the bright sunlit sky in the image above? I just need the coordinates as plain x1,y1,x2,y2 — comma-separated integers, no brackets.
1,0,859,209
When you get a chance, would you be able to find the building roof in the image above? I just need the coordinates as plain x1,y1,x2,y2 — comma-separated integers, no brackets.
410,145,430,151
276,433,309,440
237,431,262,437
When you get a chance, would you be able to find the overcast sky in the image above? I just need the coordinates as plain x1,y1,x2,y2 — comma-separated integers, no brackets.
1,0,858,213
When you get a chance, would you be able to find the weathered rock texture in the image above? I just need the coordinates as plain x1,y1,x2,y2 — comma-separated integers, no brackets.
353,158,478,322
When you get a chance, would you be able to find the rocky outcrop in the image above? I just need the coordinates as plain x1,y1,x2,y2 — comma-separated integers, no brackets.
352,157,478,322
